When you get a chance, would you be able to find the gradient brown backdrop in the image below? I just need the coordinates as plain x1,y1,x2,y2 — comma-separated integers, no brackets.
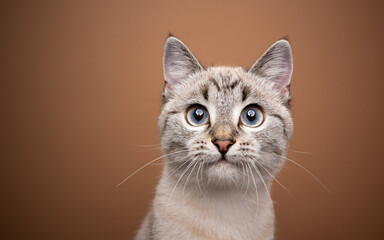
1,0,383,239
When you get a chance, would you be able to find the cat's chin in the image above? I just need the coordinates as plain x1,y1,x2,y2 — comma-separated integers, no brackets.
205,158,242,188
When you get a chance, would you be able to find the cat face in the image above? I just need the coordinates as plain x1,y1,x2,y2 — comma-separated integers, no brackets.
159,37,293,191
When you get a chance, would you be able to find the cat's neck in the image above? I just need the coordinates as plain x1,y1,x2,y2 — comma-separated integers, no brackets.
157,166,273,211
153,166,275,239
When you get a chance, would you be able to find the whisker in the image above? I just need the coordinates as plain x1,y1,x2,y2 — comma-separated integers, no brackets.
149,162,166,166
257,163,291,196
116,149,189,187
196,161,208,199
168,159,196,203
289,149,316,155
241,161,251,200
168,155,193,177
284,156,330,193
239,153,253,200
239,161,246,192
250,162,273,208
182,160,199,202
241,161,250,200
200,161,207,192
245,152,291,196
246,162,259,218
133,143,162,148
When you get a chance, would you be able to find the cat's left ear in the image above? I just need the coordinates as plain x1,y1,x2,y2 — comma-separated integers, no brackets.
249,40,293,101
163,37,203,93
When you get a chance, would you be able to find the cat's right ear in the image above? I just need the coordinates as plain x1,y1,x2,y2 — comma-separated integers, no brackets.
163,37,203,94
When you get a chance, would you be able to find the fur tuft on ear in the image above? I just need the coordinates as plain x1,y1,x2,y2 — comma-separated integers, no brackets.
163,37,203,93
249,40,293,101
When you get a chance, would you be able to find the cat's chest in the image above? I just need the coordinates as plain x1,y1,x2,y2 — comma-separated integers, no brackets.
153,195,274,240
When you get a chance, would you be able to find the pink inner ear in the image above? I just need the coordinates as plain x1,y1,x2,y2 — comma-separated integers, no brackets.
275,71,289,88
274,63,291,95
164,62,180,91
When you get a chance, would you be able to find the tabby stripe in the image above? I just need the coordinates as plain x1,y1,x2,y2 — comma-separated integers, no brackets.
242,86,251,102
230,80,239,89
209,78,221,91
200,84,209,100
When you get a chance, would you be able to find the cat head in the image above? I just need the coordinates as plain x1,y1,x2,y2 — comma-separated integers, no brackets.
159,36,293,192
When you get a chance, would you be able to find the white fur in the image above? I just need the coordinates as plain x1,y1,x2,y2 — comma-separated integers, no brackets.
136,37,293,240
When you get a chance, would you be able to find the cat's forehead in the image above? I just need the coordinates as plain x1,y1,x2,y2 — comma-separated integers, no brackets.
202,67,248,105
205,66,245,85
172,66,278,106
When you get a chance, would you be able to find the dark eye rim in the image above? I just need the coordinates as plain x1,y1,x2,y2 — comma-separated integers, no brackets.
185,104,210,127
239,104,265,128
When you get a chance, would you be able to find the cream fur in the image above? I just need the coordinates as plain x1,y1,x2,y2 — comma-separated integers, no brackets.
135,37,293,240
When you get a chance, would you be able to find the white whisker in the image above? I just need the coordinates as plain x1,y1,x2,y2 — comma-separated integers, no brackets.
133,143,162,148
258,163,291,196
284,156,330,193
200,161,207,192
167,155,193,177
241,161,250,200
196,161,208,199
246,162,259,218
250,162,273,208
149,162,166,166
116,149,189,187
289,149,316,155
239,161,246,192
182,160,199,202
168,159,196,203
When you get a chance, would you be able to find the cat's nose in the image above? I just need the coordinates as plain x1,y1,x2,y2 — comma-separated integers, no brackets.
212,139,235,155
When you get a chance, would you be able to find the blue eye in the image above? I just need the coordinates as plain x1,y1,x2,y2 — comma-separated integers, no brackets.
240,105,264,127
186,105,209,126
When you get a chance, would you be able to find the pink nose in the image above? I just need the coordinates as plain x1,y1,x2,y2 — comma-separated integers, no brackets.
212,139,234,155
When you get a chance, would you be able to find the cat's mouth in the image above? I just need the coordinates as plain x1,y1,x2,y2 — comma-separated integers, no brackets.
205,159,226,166
206,156,238,167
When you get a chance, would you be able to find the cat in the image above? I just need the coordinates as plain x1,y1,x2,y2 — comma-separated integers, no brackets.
135,36,293,240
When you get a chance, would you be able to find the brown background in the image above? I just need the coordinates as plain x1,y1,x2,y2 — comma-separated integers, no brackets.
1,0,383,239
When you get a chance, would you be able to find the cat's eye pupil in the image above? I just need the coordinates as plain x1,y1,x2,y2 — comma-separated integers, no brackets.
246,110,256,121
194,109,204,121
